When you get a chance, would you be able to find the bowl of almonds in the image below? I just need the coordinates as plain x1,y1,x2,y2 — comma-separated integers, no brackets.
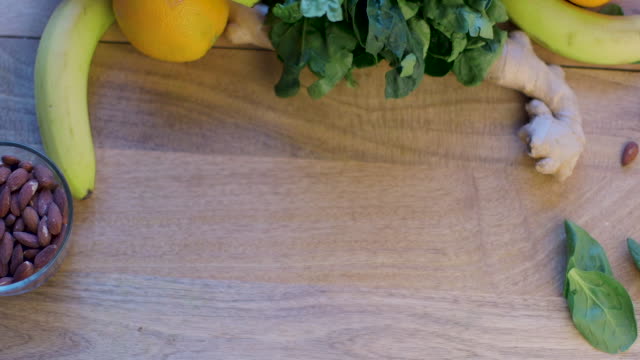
0,142,73,296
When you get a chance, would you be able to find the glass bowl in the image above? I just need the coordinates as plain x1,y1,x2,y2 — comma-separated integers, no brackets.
0,142,73,296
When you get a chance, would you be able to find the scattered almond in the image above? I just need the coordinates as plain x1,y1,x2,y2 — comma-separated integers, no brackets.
622,141,639,167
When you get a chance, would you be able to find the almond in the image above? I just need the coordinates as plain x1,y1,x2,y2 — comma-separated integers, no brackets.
10,194,20,217
53,187,68,224
9,244,23,274
0,232,14,264
51,224,67,247
13,217,24,232
14,232,39,248
23,249,39,261
622,141,639,167
0,186,9,217
36,189,52,217
0,218,4,239
47,203,62,235
13,261,34,282
4,214,15,226
1,155,20,166
22,206,39,233
0,276,12,286
34,245,58,269
37,217,51,247
18,179,38,210
33,165,56,190
18,161,33,172
6,168,29,192
0,167,10,185
0,262,7,278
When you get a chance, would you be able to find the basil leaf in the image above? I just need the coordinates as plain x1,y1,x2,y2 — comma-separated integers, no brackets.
564,220,614,298
566,268,637,354
600,3,624,16
301,0,344,21
627,238,640,270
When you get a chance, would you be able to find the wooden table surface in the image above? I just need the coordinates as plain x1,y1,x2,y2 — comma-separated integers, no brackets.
2,1,640,358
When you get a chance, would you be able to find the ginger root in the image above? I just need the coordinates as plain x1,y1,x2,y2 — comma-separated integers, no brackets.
487,31,585,181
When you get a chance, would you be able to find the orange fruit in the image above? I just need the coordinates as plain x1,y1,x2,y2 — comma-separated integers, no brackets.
568,0,610,7
113,0,229,63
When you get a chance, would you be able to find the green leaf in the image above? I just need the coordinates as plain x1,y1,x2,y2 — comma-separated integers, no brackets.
627,238,640,270
600,3,624,16
563,220,614,298
465,0,491,11
424,54,453,76
273,1,303,23
486,0,508,23
399,53,417,77
384,33,426,98
449,32,467,61
566,268,637,354
452,28,505,86
397,0,420,19
301,0,344,21
459,8,493,39
408,18,430,58
353,46,380,68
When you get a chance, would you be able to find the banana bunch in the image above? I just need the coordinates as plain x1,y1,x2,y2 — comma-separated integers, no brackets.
35,0,114,200
502,0,640,65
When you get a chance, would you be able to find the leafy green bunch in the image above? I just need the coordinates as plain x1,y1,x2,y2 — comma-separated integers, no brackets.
266,0,509,99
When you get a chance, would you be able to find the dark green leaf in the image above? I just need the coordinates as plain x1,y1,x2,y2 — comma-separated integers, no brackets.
427,26,453,59
301,0,344,21
273,1,303,23
567,268,637,354
452,28,505,86
398,0,420,19
465,0,490,11
353,46,380,67
627,238,640,270
449,32,467,61
600,3,624,16
347,0,368,45
424,54,453,76
385,33,425,98
486,0,508,23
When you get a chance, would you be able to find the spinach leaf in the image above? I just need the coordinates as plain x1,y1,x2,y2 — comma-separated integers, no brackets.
600,3,624,16
424,54,453,76
564,220,614,289
452,28,505,86
365,0,408,57
384,33,426,98
465,0,491,12
627,238,640,270
486,0,508,23
301,0,344,21
566,268,637,354
408,18,430,58
273,0,303,23
397,0,420,20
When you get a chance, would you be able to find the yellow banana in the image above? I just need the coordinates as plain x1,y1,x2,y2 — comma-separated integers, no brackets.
502,0,640,65
35,0,114,199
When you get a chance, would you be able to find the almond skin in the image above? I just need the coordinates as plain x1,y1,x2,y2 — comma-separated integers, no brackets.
10,194,20,217
4,214,15,226
13,261,34,282
0,276,13,286
34,245,58,269
9,244,23,274
622,142,639,167
0,186,10,217
0,262,7,278
22,206,39,233
33,165,56,190
53,187,68,224
13,217,24,232
6,168,29,192
0,218,4,240
0,167,10,185
37,217,51,247
1,155,20,166
47,203,62,235
0,232,14,264
36,189,52,217
14,232,39,248
18,161,33,172
23,249,39,261
18,179,38,210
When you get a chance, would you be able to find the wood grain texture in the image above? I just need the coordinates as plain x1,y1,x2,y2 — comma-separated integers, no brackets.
2,3,640,357
1,0,639,70
2,272,640,359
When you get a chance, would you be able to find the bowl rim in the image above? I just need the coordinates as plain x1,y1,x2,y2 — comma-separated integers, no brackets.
0,141,74,294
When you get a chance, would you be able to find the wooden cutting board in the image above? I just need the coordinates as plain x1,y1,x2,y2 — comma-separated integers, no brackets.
0,0,640,358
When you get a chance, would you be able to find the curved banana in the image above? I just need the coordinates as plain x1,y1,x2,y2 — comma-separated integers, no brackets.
35,0,114,199
502,0,640,65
